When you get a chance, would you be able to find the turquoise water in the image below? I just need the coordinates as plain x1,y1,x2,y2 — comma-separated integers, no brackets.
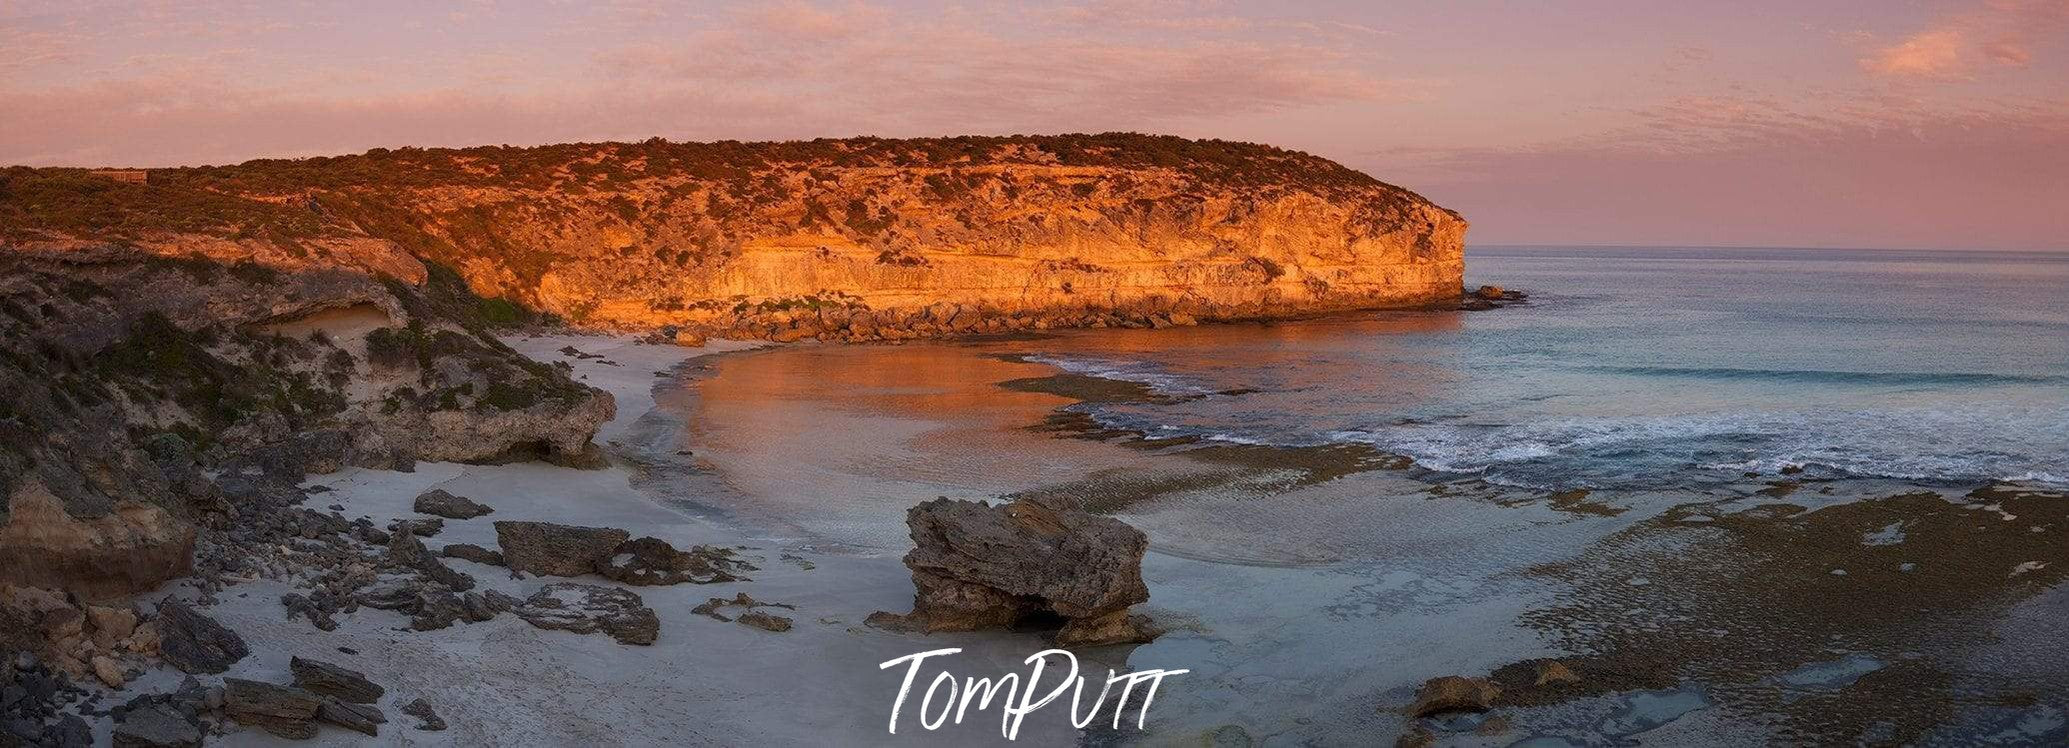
1026,246,2069,490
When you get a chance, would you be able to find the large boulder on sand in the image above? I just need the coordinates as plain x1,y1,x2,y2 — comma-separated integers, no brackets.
869,497,1157,646
493,521,628,577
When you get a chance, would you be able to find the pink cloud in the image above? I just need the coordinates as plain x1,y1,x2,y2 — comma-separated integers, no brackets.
1861,0,2069,79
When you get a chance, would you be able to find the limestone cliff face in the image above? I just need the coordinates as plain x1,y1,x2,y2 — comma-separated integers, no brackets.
4,134,1466,340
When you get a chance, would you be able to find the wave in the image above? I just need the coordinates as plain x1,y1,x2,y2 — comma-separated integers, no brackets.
1578,365,2065,387
1019,354,1210,395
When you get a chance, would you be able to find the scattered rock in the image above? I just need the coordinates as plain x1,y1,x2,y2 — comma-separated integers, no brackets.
869,497,1157,646
673,330,708,347
1407,675,1501,718
289,657,383,703
280,593,338,632
155,602,249,674
514,583,659,645
595,537,748,586
400,698,446,731
494,522,630,577
413,490,494,520
1472,285,1505,300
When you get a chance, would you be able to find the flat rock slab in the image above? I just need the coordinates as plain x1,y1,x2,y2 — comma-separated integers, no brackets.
290,656,383,703
494,521,629,577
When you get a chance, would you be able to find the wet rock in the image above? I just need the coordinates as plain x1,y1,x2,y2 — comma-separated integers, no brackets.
870,497,1156,646
412,489,494,520
441,544,505,567
514,583,659,645
223,678,321,739
494,522,629,577
594,537,747,586
400,698,446,731
1407,676,1501,717
111,702,201,747
1534,661,1581,686
1472,285,1505,300
289,657,383,703
316,699,385,737
155,602,249,674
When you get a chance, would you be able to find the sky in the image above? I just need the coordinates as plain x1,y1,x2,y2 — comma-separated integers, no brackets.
3,0,2066,250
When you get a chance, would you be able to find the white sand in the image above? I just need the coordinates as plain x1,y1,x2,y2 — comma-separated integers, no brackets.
108,334,1117,746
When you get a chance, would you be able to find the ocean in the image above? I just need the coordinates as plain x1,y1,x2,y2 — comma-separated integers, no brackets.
1026,246,2069,491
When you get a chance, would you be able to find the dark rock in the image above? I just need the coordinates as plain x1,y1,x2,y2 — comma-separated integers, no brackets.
289,657,383,703
514,583,659,645
42,714,90,748
155,602,249,674
1407,675,1500,717
112,702,201,748
224,678,321,738
223,678,320,720
389,531,475,592
400,698,446,731
413,490,493,520
315,699,384,737
459,591,519,623
595,537,747,586
494,522,629,577
441,544,505,567
871,497,1156,646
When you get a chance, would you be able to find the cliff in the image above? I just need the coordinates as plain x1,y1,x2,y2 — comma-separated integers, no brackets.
2,134,1466,340
0,134,1463,602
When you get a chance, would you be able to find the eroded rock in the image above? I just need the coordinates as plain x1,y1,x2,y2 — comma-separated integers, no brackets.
1407,676,1501,718
594,537,748,586
870,497,1157,646
514,583,659,645
494,522,629,577
412,489,494,520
